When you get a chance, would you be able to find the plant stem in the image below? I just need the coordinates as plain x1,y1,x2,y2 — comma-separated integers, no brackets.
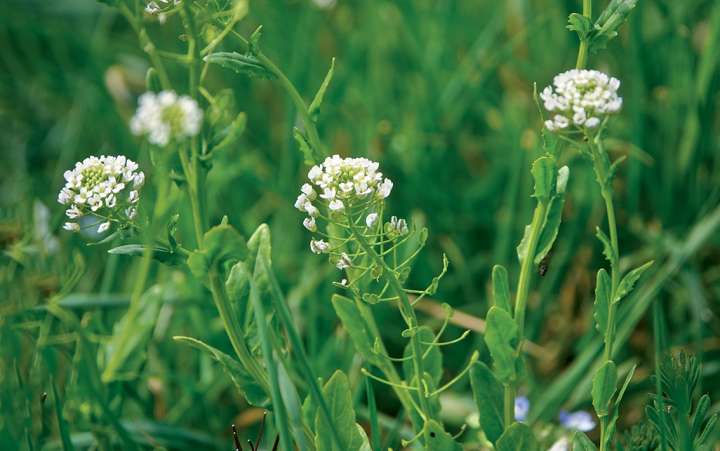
503,197,549,428
504,385,515,429
590,139,621,451
119,4,171,90
254,50,325,160
207,268,270,394
575,0,592,69
349,221,432,434
178,146,205,247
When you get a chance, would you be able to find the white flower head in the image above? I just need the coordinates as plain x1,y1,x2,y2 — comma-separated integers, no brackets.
58,155,143,234
310,239,330,254
541,69,622,133
130,90,202,146
97,221,111,234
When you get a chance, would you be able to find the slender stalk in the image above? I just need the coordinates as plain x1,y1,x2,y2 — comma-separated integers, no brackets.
575,0,593,69
207,268,270,394
503,198,549,428
178,146,204,247
504,386,514,429
119,4,171,89
254,50,325,158
348,220,432,435
590,139,621,451
248,274,292,451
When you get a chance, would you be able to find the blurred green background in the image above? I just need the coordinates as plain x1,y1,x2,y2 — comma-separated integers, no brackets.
2,0,720,449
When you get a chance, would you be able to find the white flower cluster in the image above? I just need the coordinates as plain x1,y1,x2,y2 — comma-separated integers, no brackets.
58,155,144,233
296,154,395,258
541,69,622,132
130,91,202,146
295,154,392,217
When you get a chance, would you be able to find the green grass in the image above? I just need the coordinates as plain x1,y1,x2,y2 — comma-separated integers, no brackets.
1,0,720,449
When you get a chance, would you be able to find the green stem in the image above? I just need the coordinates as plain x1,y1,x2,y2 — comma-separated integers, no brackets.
590,140,621,451
247,272,293,451
178,146,204,247
119,4,171,90
575,0,592,69
502,197,548,428
254,50,325,160
207,268,270,394
349,221,432,433
504,385,515,429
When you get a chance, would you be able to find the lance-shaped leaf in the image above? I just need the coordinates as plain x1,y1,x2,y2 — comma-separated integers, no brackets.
469,362,504,444
592,360,617,417
595,227,615,264
534,166,569,265
485,306,518,384
204,52,276,79
315,371,368,451
614,261,654,304
593,269,611,335
309,58,335,118
187,219,247,279
492,265,511,313
108,244,184,266
331,295,379,365
173,336,268,406
496,423,539,451
531,155,557,202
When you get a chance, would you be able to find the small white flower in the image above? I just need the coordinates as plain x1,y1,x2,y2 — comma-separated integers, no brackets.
133,172,145,187
308,165,323,181
130,90,202,146
310,239,329,254
328,199,344,211
126,207,137,219
320,187,337,200
303,217,317,232
63,222,80,231
105,195,117,208
340,278,347,286
378,179,393,198
295,194,308,211
366,212,378,228
66,205,82,219
129,190,140,204
97,221,111,233
585,117,601,128
304,203,319,218
389,216,409,235
301,183,316,199
336,253,352,270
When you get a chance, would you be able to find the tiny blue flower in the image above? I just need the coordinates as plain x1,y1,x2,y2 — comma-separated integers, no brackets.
559,410,596,432
515,396,530,422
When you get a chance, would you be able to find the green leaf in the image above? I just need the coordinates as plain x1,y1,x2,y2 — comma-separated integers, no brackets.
530,155,557,202
595,227,615,264
173,336,268,406
294,128,317,166
491,265,511,313
593,269,611,334
572,431,598,451
496,423,539,451
534,192,565,265
469,362,504,445
277,358,312,451
108,244,184,266
485,306,518,384
308,57,335,118
422,420,462,451
189,220,248,279
567,13,592,39
101,285,163,382
204,52,276,79
315,371,366,451
403,326,442,386
331,295,379,365
592,360,617,417
614,261,654,304
605,364,636,446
